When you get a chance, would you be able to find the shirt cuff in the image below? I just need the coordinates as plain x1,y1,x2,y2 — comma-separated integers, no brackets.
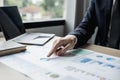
74,36,78,45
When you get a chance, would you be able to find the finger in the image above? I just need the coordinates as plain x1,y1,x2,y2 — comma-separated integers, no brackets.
48,46,63,57
56,49,63,56
56,40,74,56
47,49,54,57
47,45,56,57
47,39,63,57
62,43,73,54
57,38,75,56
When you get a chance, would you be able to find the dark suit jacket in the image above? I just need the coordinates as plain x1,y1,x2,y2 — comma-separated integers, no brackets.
69,0,113,48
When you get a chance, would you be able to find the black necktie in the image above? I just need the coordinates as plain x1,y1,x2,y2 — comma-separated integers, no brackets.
109,0,120,49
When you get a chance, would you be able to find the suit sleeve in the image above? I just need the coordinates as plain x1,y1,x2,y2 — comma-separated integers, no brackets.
69,0,97,48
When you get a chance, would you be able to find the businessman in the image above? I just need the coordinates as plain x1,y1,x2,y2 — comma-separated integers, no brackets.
47,0,120,57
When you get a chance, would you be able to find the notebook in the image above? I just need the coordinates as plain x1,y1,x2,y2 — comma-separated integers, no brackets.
0,40,26,56
0,6,55,45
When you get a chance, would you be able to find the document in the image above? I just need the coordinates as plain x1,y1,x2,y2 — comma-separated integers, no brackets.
0,62,32,80
0,44,119,80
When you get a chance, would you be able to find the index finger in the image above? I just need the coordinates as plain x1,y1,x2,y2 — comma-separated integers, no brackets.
47,48,55,57
47,42,60,57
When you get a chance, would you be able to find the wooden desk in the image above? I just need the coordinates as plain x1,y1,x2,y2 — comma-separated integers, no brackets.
82,43,120,57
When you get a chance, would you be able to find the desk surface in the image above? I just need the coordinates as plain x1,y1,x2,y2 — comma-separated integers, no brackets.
82,43,120,57
0,37,120,80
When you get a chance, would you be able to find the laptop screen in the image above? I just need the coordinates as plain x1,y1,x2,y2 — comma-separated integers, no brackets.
0,6,25,40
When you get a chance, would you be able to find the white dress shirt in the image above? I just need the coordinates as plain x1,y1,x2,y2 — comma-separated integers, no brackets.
113,0,115,5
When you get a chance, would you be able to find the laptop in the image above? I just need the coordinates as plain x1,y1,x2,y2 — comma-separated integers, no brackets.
11,32,55,45
0,6,55,45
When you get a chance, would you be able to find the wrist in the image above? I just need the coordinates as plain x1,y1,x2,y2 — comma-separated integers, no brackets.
64,35,77,44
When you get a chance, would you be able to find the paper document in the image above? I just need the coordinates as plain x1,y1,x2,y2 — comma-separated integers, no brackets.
0,62,32,80
0,45,119,80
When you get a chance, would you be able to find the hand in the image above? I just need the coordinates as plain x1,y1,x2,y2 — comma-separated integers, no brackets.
47,35,77,57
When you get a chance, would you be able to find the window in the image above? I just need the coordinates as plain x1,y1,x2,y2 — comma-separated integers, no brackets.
2,0,65,22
